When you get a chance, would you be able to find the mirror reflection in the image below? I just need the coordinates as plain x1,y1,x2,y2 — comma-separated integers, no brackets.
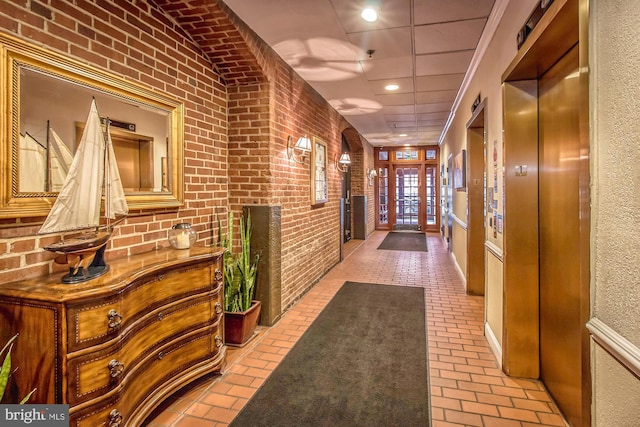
19,67,171,194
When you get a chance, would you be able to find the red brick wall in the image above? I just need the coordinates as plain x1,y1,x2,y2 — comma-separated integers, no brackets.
0,0,374,311
0,1,228,284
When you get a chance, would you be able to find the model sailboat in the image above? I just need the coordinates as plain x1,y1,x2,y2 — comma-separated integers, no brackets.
38,98,129,283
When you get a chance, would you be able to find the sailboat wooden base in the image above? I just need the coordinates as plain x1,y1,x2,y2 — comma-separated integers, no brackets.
58,243,109,284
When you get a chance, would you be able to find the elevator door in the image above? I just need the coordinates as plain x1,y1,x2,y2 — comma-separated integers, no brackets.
539,45,585,427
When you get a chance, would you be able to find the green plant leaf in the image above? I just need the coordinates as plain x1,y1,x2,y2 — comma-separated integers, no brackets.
0,342,14,402
19,388,36,404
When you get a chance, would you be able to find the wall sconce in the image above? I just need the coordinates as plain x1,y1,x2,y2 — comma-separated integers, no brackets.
334,152,351,173
367,167,378,186
287,135,311,164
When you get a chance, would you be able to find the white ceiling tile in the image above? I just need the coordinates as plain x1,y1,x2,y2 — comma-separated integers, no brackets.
414,19,487,54
370,77,414,95
362,56,413,80
415,50,474,75
413,0,495,25
331,0,411,33
376,93,415,106
415,74,465,91
417,111,450,120
347,27,412,60
415,90,457,104
417,119,448,126
385,114,417,122
415,102,452,113
382,105,416,115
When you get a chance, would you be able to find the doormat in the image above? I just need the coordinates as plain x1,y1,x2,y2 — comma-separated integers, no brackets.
377,231,428,252
230,281,430,427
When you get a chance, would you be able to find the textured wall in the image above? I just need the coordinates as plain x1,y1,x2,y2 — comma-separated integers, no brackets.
591,0,640,423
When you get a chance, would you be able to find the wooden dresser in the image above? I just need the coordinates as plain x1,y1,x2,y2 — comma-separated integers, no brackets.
0,246,226,426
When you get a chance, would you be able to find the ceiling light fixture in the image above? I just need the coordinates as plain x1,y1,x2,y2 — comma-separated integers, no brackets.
361,8,377,22
385,84,399,91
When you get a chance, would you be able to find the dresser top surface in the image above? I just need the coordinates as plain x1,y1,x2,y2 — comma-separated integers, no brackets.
0,246,224,302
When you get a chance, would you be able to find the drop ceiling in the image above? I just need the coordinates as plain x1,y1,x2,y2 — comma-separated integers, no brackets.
223,0,497,146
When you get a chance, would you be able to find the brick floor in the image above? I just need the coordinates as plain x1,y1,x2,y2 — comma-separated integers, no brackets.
144,231,566,427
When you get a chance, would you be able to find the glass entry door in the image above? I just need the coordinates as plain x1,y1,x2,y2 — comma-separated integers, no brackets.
374,147,440,232
394,166,421,230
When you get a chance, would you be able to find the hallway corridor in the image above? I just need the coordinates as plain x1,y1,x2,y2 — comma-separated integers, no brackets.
147,232,566,427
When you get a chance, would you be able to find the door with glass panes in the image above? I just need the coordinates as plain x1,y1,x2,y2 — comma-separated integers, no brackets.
375,147,439,232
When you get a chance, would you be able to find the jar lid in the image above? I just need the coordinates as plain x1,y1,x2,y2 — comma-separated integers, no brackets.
172,222,192,229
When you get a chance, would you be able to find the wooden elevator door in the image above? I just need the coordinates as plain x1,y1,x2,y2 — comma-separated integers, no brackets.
539,44,585,426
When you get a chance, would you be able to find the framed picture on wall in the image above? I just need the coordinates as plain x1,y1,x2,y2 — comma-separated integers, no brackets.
311,137,328,205
454,149,466,190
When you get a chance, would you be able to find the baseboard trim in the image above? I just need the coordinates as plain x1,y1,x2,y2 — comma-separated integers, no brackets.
450,251,467,289
485,322,503,369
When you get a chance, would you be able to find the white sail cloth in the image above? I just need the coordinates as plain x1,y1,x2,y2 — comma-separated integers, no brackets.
39,99,128,235
19,133,46,193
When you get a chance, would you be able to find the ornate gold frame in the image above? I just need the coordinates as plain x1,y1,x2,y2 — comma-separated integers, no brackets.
0,32,184,218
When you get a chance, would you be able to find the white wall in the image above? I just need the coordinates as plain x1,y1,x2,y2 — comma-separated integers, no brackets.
440,0,538,351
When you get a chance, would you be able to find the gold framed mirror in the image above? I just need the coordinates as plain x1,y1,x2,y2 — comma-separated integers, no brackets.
0,32,184,218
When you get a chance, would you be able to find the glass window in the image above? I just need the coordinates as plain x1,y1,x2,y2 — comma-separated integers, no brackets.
378,151,388,161
426,149,437,160
378,167,388,225
395,150,418,161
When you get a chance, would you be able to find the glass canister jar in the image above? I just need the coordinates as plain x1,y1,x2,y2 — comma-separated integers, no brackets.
168,223,197,249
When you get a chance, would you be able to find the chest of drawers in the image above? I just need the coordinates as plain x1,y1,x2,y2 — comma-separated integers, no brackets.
0,246,226,426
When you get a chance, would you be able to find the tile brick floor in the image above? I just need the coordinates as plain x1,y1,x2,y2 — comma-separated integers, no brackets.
145,231,567,427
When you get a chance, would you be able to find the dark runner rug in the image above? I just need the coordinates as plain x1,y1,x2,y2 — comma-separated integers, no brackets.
377,231,428,252
230,281,430,427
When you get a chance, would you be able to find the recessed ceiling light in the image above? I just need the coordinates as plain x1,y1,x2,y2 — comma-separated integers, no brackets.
385,84,399,91
399,133,408,137
361,8,377,22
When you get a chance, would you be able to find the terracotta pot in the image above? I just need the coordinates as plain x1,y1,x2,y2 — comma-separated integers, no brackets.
224,300,261,346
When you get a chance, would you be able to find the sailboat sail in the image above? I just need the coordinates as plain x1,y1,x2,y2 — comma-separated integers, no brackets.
19,133,46,192
39,99,128,235
49,128,74,192
105,126,128,220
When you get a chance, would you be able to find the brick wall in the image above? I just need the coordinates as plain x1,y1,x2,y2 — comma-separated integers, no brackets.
0,0,374,310
0,0,228,284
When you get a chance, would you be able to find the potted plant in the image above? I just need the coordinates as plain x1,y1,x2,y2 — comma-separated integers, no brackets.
218,211,261,346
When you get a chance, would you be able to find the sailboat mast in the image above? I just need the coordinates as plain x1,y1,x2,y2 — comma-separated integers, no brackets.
45,120,51,192
104,117,111,229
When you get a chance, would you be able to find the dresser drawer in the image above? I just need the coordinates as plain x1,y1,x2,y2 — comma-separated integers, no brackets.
70,327,224,427
67,260,223,352
67,294,221,406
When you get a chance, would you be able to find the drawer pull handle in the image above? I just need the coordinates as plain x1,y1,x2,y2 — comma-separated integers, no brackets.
158,351,164,360
108,409,123,427
214,302,223,314
215,269,223,283
107,309,123,328
158,312,164,321
108,359,125,378
215,335,223,348
158,274,164,281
